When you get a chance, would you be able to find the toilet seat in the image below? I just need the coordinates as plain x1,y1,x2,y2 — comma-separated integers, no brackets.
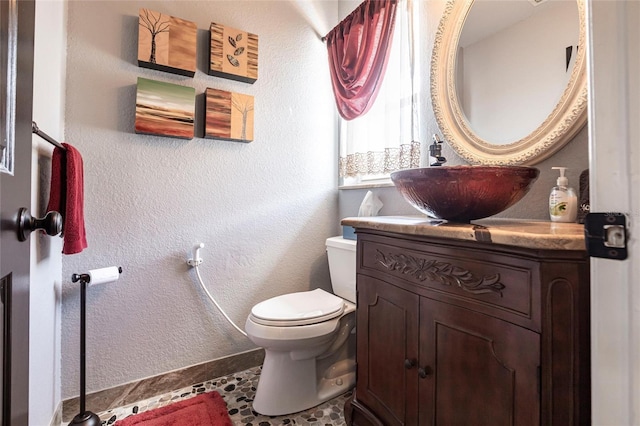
250,289,345,327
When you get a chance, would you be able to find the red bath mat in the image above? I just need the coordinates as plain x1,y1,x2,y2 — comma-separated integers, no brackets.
115,391,232,426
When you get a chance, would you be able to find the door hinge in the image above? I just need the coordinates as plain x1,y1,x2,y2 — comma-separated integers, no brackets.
584,213,628,260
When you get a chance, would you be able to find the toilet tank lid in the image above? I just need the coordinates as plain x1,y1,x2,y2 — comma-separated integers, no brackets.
251,288,344,323
326,236,356,251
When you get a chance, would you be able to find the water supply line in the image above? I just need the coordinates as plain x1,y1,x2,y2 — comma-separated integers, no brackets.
187,243,248,337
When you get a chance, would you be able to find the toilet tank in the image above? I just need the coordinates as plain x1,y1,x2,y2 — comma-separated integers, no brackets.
326,236,357,303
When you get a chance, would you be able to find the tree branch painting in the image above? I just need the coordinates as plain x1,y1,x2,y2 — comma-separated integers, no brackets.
205,88,254,143
139,9,170,64
137,9,197,77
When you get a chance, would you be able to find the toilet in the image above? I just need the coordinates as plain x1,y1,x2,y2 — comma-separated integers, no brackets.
245,236,357,416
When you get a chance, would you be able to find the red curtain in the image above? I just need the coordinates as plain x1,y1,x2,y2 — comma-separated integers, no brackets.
325,0,398,120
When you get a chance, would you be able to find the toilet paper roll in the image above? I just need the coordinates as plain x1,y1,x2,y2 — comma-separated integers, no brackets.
88,266,121,286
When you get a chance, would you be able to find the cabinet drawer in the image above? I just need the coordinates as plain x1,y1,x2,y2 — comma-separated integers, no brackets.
359,236,540,329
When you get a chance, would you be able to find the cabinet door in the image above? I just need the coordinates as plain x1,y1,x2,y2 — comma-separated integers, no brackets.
356,276,420,426
419,298,540,426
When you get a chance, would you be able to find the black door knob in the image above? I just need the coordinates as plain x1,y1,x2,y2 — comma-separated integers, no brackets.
404,358,416,369
17,208,62,241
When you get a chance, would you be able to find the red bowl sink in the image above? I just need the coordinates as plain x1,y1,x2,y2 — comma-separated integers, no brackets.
390,166,540,222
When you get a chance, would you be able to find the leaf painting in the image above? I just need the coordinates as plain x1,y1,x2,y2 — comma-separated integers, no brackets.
209,22,258,83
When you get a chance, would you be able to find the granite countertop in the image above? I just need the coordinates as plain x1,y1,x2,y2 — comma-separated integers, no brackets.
341,216,586,251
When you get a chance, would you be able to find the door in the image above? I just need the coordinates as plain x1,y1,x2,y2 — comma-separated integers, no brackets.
419,298,540,426
0,0,35,424
356,276,420,426
586,1,640,424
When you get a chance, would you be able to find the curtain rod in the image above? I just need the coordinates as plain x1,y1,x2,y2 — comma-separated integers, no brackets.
32,121,65,150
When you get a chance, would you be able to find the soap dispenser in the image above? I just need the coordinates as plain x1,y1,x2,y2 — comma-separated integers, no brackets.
549,167,577,222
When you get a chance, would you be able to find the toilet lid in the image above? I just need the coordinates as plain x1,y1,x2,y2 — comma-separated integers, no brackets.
250,288,345,326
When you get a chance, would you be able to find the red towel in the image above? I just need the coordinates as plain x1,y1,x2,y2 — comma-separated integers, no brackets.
47,143,87,254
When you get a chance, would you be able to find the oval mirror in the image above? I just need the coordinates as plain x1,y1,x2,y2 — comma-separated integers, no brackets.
431,0,587,165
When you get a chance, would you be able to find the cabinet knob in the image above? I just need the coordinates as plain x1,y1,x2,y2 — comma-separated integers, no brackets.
418,366,432,378
404,358,416,369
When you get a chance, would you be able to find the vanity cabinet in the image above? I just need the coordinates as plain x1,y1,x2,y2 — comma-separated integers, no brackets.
345,229,590,426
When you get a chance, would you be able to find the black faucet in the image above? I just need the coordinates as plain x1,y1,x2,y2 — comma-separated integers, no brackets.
429,134,447,166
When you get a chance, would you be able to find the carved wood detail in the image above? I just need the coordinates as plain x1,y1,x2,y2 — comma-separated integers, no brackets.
375,249,505,296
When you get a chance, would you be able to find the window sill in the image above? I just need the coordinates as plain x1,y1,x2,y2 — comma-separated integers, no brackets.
339,180,395,190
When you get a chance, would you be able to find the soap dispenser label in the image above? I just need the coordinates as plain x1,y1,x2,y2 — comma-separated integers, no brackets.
549,190,577,221
550,193,569,217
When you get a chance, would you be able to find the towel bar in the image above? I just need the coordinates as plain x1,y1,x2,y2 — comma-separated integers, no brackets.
32,121,65,150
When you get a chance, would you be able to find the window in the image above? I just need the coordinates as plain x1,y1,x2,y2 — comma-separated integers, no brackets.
339,0,420,187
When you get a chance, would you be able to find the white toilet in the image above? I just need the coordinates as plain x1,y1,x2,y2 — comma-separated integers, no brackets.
245,236,357,416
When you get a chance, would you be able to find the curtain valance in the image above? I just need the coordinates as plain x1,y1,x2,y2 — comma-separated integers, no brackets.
325,0,398,120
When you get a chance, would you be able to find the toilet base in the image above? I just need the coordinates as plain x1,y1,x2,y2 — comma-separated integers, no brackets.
252,350,355,416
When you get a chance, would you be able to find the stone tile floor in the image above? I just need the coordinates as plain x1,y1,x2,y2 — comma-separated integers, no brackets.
92,366,351,425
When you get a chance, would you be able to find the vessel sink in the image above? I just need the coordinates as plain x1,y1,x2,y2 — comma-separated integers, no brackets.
390,166,540,222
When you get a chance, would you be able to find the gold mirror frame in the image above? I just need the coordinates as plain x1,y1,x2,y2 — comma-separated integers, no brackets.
431,0,587,165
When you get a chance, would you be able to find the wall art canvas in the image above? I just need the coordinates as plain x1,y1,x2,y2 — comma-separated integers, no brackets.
138,9,197,77
135,77,195,139
209,22,258,84
205,88,254,143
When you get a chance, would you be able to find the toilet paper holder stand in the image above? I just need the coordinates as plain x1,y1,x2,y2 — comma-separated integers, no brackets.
68,266,123,426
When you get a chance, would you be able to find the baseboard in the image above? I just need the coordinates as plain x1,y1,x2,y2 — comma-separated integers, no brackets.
61,348,264,422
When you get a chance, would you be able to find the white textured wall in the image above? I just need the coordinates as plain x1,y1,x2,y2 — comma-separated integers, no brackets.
61,1,339,398
30,1,66,423
339,0,589,221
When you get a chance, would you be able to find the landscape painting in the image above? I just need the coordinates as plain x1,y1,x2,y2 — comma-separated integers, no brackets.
205,88,254,142
209,22,258,83
135,77,196,139
138,9,197,77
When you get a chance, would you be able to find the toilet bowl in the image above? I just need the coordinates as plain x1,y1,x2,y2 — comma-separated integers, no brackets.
245,236,357,416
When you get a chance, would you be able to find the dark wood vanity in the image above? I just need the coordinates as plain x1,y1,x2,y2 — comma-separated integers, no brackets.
341,217,590,426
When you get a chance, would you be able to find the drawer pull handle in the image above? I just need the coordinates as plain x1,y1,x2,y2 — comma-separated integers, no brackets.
404,358,416,369
418,366,432,378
